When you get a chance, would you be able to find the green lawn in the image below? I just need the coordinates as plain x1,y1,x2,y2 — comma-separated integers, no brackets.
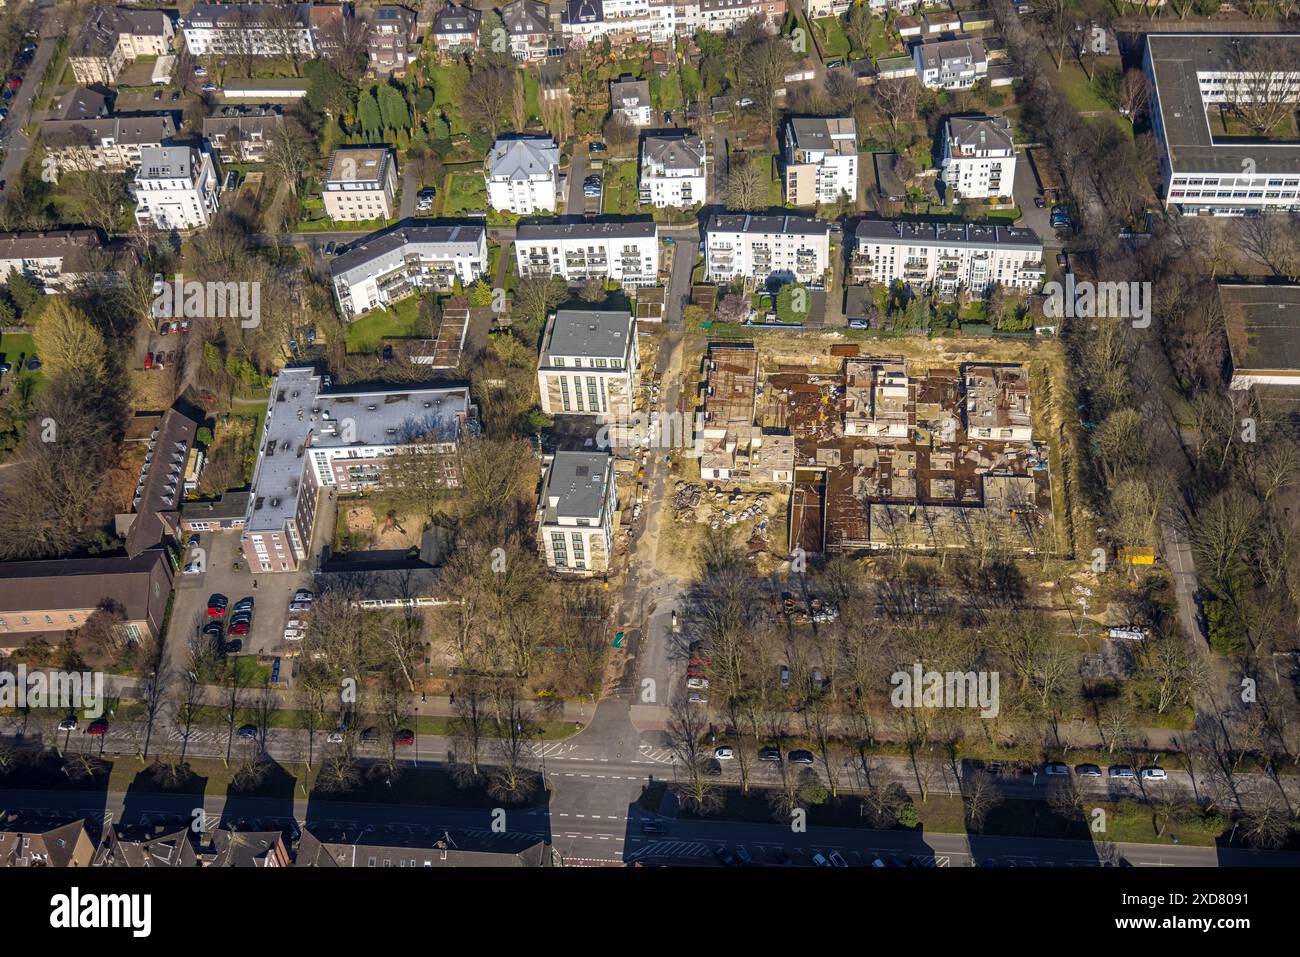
814,16,851,59
601,159,644,215
0,332,41,392
442,171,488,217
1051,58,1119,115
345,297,423,353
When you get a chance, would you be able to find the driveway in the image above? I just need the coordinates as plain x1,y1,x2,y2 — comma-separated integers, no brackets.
1012,149,1058,248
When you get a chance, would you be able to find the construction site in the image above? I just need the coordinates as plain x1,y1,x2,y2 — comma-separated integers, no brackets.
679,339,1060,560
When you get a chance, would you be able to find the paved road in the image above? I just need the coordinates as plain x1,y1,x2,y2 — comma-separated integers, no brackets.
0,27,63,197
566,151,587,215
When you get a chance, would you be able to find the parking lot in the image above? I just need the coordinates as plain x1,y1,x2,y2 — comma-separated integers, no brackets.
169,526,314,682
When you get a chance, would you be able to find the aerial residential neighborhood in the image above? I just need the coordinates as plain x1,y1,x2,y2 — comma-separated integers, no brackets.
0,0,1296,916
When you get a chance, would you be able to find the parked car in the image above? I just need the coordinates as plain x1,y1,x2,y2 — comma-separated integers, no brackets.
1139,767,1168,781
714,746,735,760
758,747,781,762
182,560,202,575
201,83,217,93
811,852,830,866
705,759,722,776
289,602,311,613
86,720,109,736
1033,195,1046,209
206,594,227,618
236,724,257,739
193,66,207,76
227,622,249,637
326,731,344,744
360,727,379,742
714,846,738,867
788,749,815,765
283,629,304,641
1075,763,1102,777
735,97,754,108
685,677,709,690
1108,765,1136,779
588,141,606,153
687,692,709,705
848,319,869,329
1044,762,1070,776
58,717,78,731
233,597,254,613
394,729,415,745
828,851,848,867
186,534,200,548
779,666,790,689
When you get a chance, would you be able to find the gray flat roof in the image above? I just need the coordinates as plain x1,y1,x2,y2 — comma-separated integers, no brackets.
707,213,831,236
330,222,486,283
245,368,472,533
1220,283,1300,373
544,309,633,360
788,116,857,156
542,451,612,521
855,219,1042,250
1147,33,1300,176
515,219,657,242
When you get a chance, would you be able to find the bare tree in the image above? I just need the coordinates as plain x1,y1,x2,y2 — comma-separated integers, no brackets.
1223,39,1300,136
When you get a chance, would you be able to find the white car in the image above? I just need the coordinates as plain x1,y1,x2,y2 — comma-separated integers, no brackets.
1140,767,1168,781
286,618,305,630
58,717,78,731
289,601,311,612
193,65,207,77
714,746,734,760
293,589,313,603
283,629,304,641
182,561,203,575
326,731,344,744
686,677,709,690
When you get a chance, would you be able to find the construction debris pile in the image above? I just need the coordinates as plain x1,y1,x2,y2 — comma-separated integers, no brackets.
672,480,773,542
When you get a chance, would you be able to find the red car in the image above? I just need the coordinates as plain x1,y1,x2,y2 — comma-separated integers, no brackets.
394,729,415,746
144,352,154,369
690,657,712,667
6,78,19,91
86,720,108,736
228,622,249,636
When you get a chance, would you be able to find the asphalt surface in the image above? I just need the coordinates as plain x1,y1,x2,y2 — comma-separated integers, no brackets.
0,29,62,196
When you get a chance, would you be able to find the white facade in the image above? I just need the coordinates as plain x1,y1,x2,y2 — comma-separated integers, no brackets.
132,147,220,231
783,117,858,206
940,116,1016,200
329,224,488,318
854,220,1045,298
704,214,831,286
913,38,988,90
639,134,706,207
486,136,560,215
537,309,640,419
515,221,659,287
1146,34,1300,215
537,451,619,576
182,3,314,57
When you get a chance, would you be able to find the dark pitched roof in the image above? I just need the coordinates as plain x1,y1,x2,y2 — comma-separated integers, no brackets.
95,825,198,867
296,826,551,866
125,406,199,557
0,549,173,633
432,2,482,34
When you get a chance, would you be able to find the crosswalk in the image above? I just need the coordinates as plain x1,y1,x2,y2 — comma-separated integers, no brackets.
635,745,676,765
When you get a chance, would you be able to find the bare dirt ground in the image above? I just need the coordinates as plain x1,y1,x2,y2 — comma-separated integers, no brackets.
339,504,426,552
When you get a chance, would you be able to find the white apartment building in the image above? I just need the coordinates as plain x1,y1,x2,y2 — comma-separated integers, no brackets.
1146,34,1300,215
783,116,858,206
486,135,560,214
689,0,787,34
562,0,678,46
940,115,1016,201
913,38,988,90
0,229,116,293
704,213,831,286
610,77,654,127
640,132,706,207
241,368,474,573
537,451,619,576
853,220,1045,298
182,2,315,57
41,115,176,174
322,147,398,222
132,146,220,231
69,6,175,85
329,223,488,318
537,308,639,419
515,220,660,287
